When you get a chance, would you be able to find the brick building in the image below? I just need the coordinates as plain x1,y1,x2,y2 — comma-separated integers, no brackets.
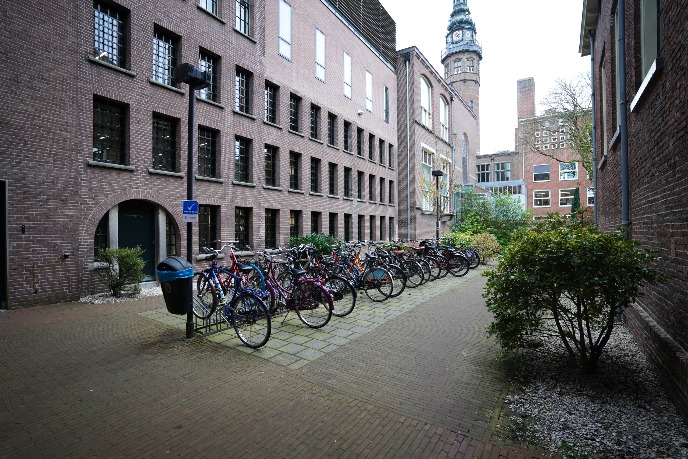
0,0,398,307
580,1,688,416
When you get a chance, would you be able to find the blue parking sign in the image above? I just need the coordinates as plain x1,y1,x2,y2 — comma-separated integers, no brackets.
182,200,199,223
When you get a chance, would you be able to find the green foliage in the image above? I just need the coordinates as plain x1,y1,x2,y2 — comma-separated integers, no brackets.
483,226,666,372
440,231,474,249
440,231,501,263
289,233,342,256
570,188,581,215
455,190,532,246
95,247,146,297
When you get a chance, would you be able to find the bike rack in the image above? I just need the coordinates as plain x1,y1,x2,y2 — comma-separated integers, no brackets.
192,298,234,336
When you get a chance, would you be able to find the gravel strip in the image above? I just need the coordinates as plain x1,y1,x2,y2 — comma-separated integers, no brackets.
505,326,688,458
79,285,163,304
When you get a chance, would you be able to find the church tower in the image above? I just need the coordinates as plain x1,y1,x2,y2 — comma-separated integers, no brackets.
441,0,482,118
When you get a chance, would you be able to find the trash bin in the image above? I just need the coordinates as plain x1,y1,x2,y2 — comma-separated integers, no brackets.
156,256,194,315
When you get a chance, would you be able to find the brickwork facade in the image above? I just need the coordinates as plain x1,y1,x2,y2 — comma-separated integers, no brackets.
580,0,688,417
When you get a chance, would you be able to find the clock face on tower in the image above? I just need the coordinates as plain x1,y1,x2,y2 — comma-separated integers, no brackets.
452,30,462,41
464,30,472,40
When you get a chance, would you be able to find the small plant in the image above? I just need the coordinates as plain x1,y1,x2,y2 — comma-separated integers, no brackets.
95,247,146,297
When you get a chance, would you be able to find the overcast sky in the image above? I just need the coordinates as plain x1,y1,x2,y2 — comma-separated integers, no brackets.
378,0,590,154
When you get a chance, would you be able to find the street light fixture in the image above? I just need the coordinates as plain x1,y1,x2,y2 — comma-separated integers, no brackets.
174,63,211,339
432,169,444,240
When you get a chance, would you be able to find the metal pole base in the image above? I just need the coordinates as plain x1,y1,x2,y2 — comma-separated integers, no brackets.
186,312,195,339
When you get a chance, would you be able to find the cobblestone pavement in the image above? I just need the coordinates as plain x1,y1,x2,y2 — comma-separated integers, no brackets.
0,267,558,458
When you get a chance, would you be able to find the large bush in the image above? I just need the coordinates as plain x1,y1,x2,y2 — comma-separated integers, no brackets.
95,247,146,297
483,226,665,372
289,233,342,256
440,231,500,263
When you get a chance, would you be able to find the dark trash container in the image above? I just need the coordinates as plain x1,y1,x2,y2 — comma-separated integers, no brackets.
156,256,194,315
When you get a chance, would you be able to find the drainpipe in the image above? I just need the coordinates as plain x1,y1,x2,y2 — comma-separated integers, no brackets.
618,0,630,236
450,94,456,220
405,52,412,241
589,31,598,226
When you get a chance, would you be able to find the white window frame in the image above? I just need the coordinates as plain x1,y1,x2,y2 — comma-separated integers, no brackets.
421,148,433,211
383,86,390,123
315,29,326,82
365,71,373,112
559,161,578,180
278,0,292,60
439,97,449,141
559,188,576,207
343,52,351,99
533,164,550,182
533,190,551,208
587,186,595,206
420,76,432,129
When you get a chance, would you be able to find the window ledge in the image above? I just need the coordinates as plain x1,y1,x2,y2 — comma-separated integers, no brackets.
149,78,185,95
234,110,256,120
310,137,324,144
289,129,305,137
420,210,434,215
368,158,377,164
288,188,304,194
234,28,257,43
197,5,226,24
264,120,283,130
263,185,282,191
327,144,339,150
198,97,224,109
609,126,621,151
232,180,256,188
309,191,324,197
598,154,608,171
196,175,224,183
369,200,377,204
631,58,663,113
88,160,135,171
328,194,340,199
343,196,354,201
343,149,353,155
87,56,137,77
149,168,184,178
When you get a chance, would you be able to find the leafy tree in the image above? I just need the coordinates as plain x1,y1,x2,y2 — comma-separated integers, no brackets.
454,190,531,245
483,223,665,373
95,247,146,297
570,187,581,215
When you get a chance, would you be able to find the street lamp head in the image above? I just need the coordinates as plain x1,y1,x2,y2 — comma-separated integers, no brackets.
432,170,444,177
173,63,211,89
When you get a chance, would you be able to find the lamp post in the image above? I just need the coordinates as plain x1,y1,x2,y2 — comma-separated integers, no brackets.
173,63,210,339
432,169,444,240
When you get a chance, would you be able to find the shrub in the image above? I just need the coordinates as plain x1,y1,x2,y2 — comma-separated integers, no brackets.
95,247,146,297
471,233,500,262
483,226,665,373
289,233,342,256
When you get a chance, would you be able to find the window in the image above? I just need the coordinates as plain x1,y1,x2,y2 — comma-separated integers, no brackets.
379,139,385,165
152,28,177,86
235,207,251,248
379,177,385,203
368,174,375,201
198,205,218,250
640,0,663,77
93,98,126,164
388,217,394,241
278,0,292,60
315,29,326,81
461,133,468,183
310,157,321,193
369,215,375,241
327,213,337,237
495,162,511,181
357,171,364,200
533,164,550,181
383,86,390,123
356,128,364,157
310,104,320,139
440,97,449,141
289,93,300,132
289,210,301,238
368,134,375,160
198,127,218,178
265,209,278,248
533,190,550,207
444,63,450,79
152,114,177,171
94,1,127,68
198,51,218,102
466,58,475,72
343,52,352,98
236,0,252,36
380,216,386,240
234,136,251,182
358,215,365,241
388,180,394,204
289,151,300,190
421,150,433,210
560,188,576,207
420,76,432,128
365,71,373,111
476,163,490,183
327,112,337,146
235,67,251,114
343,167,352,198
559,162,578,180
199,0,217,15
264,145,278,186
311,211,321,233
587,187,595,206
328,162,337,196
388,144,395,169
343,121,351,152
265,82,278,124
94,214,108,257
166,218,177,256
344,214,352,242
614,9,621,127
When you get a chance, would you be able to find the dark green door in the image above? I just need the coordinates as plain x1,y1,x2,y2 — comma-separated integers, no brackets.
118,200,155,279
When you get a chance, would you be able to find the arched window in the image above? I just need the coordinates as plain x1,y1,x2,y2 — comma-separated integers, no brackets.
420,76,432,129
461,133,469,184
439,97,449,141
466,58,475,72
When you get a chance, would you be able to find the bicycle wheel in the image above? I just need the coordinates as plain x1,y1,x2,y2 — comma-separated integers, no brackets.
386,264,407,298
401,260,424,288
363,267,394,302
194,272,218,319
448,254,470,277
424,257,443,281
466,249,481,269
433,255,450,279
230,291,271,348
325,275,357,317
417,259,432,284
293,281,333,328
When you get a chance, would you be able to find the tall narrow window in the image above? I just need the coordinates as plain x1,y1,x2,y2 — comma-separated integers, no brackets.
453,58,461,74
368,134,375,160
310,104,320,139
343,52,352,98
236,0,251,36
265,82,278,124
389,180,395,204
152,114,177,171
152,28,177,86
198,127,217,178
199,0,217,15
365,71,373,111
358,215,364,241
368,174,375,201
383,86,390,123
278,0,292,60
614,9,621,127
421,150,433,211
289,210,301,237
379,139,385,165
315,29,326,81
369,215,375,241
420,76,432,128
641,0,662,76
329,213,338,237
311,212,321,233
264,145,278,187
356,128,363,157
310,157,321,193
265,209,278,248
94,1,127,68
461,133,469,184
344,214,352,242
289,93,300,132
327,112,337,146
343,121,351,152
198,205,218,250
439,97,449,141
379,177,385,203
328,162,337,196
235,67,251,114
357,171,364,200
289,152,301,190
466,58,475,72
93,98,126,164
198,51,218,102
235,207,251,248
388,144,395,169
234,137,251,182
344,167,352,198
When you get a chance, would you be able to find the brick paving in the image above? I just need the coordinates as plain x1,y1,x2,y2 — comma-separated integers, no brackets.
0,267,558,458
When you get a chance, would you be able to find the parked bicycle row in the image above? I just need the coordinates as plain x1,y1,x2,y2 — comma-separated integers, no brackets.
191,239,483,349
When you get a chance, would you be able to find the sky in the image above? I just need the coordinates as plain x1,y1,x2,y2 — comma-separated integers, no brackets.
378,0,590,155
